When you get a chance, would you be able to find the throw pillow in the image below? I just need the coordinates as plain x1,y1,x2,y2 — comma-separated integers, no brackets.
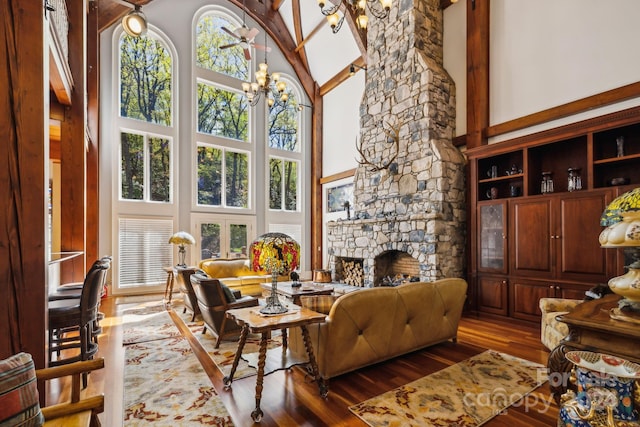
0,352,44,427
219,281,236,303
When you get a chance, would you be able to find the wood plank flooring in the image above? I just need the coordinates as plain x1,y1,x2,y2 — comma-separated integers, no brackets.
55,294,559,426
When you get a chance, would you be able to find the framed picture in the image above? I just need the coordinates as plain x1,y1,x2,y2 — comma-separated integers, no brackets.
327,183,353,213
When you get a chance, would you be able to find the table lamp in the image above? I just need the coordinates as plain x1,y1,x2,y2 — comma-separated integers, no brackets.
250,232,300,315
168,231,195,267
599,187,640,320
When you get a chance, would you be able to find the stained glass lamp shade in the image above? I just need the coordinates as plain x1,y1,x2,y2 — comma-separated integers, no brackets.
168,231,195,268
250,232,300,315
599,188,640,311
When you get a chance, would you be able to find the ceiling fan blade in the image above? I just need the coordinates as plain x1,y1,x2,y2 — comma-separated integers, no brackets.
244,48,252,61
221,26,240,39
253,44,272,53
246,27,260,41
219,43,239,50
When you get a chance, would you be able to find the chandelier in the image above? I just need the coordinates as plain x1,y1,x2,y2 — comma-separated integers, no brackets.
317,0,392,33
241,28,288,107
241,62,288,107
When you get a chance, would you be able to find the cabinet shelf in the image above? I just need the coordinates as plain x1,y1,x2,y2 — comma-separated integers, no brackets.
593,152,640,165
478,173,524,184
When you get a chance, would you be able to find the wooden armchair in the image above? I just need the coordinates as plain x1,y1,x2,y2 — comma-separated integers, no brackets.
0,353,104,427
38,358,105,426
190,272,259,348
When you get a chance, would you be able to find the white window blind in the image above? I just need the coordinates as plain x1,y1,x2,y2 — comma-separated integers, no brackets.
118,217,173,287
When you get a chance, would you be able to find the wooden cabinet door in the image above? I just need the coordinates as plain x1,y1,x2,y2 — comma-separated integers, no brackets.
556,191,612,282
510,279,554,322
478,201,508,274
477,276,508,315
510,198,553,278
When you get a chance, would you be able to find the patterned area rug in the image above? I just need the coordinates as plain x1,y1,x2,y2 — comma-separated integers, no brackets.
122,302,182,345
123,335,233,426
349,350,547,427
189,322,283,380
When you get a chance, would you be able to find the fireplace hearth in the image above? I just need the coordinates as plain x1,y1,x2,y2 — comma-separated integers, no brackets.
326,0,466,286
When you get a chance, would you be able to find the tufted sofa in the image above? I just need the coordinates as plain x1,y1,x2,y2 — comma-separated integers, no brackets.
197,258,287,296
289,278,468,380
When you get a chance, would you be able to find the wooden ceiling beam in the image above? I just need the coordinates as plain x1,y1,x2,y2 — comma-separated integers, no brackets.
291,0,310,71
319,55,365,96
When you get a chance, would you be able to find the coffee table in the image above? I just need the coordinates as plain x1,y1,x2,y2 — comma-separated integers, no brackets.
547,294,640,403
223,305,327,422
260,281,334,306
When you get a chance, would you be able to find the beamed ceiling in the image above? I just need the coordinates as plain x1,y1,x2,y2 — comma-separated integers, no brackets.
96,0,454,100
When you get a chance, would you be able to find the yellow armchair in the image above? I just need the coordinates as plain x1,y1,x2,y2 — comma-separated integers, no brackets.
539,298,582,351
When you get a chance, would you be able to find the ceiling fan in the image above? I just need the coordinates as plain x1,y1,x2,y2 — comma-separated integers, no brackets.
219,24,270,61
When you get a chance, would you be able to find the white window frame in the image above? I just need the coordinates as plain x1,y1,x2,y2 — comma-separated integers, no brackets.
111,26,179,295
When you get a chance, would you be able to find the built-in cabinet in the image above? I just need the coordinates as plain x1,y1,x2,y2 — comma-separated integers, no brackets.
468,107,640,323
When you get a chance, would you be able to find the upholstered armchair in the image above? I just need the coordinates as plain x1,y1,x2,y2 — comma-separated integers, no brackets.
539,298,583,351
173,267,200,321
190,273,259,348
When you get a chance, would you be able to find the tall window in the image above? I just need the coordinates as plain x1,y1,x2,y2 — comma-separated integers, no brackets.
268,81,302,212
114,29,177,294
195,10,252,211
119,33,173,203
191,6,306,270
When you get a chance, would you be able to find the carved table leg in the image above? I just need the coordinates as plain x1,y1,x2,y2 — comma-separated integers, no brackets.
223,325,249,388
251,331,269,422
300,325,327,398
547,342,577,405
281,328,288,351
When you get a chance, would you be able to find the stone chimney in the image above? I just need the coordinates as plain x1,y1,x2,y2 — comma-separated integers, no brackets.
326,0,466,286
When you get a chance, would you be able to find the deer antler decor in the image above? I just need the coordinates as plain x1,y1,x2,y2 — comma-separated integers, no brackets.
356,120,400,172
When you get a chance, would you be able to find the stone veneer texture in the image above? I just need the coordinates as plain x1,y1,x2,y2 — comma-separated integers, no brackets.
327,0,466,286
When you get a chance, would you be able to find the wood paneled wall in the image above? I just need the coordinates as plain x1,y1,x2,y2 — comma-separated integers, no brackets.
0,1,48,369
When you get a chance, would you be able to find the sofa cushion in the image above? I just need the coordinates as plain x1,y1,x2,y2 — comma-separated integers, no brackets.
0,352,44,427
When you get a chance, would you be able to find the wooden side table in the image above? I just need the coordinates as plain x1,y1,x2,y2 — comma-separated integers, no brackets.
547,294,640,403
224,306,327,422
163,266,175,304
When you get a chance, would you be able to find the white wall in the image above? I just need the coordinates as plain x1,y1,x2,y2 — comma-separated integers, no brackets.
322,72,365,177
440,0,640,143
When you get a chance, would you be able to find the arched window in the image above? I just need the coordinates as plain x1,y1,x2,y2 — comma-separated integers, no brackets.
118,32,173,202
113,28,177,294
195,13,249,81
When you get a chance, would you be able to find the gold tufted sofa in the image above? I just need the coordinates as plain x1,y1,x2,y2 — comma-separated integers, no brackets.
197,258,287,296
198,258,269,296
290,278,468,380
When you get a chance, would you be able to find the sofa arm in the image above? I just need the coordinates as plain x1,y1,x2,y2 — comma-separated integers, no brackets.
539,298,582,315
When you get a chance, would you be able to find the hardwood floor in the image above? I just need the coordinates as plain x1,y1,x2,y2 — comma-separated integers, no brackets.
60,294,559,426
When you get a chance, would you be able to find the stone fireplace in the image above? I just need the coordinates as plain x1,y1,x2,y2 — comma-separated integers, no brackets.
326,0,466,286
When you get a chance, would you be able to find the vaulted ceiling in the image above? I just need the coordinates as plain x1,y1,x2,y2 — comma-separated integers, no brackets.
96,0,453,100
